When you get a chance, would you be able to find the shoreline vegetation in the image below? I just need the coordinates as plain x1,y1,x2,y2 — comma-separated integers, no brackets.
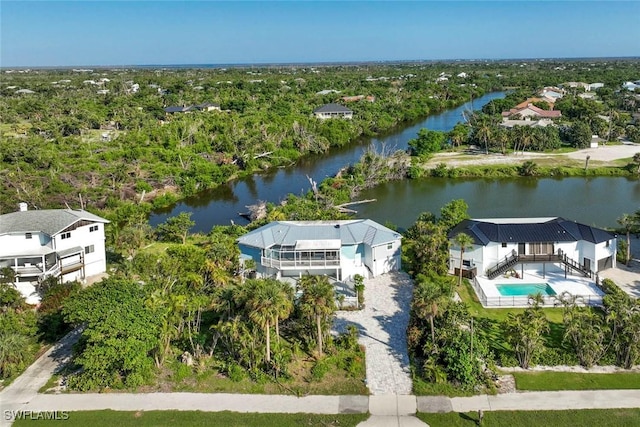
2,60,639,227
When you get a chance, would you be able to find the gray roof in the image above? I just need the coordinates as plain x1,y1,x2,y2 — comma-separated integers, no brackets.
237,220,401,249
313,103,352,114
164,106,192,113
194,102,220,109
0,209,109,236
448,217,615,245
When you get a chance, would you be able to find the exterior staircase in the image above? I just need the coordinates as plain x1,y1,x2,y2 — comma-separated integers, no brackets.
485,251,593,280
486,251,519,280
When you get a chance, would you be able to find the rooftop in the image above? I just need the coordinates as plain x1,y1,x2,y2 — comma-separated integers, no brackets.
0,209,109,236
449,217,615,245
237,219,401,249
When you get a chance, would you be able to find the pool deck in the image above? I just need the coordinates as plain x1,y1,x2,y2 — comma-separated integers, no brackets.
474,263,604,308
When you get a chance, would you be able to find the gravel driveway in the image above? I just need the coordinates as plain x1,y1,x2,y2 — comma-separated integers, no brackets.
334,271,414,395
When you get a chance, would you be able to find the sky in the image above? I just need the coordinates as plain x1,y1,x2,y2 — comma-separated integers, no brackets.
1,1,639,67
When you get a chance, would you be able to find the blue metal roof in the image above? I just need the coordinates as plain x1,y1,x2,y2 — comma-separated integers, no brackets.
237,220,401,249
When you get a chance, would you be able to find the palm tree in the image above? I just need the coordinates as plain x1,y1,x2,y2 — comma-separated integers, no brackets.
633,152,640,175
0,332,31,378
617,214,635,265
412,280,446,345
245,279,293,363
453,233,474,287
297,275,336,356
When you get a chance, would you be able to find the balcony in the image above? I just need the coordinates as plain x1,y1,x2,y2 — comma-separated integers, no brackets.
261,255,341,270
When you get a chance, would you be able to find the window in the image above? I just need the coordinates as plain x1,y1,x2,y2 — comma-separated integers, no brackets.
462,260,471,267
25,233,32,239
89,225,99,232
85,245,95,254
501,242,507,248
387,243,393,250
60,232,71,240
606,240,610,248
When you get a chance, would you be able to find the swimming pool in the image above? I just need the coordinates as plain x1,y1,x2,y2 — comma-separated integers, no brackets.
496,283,556,297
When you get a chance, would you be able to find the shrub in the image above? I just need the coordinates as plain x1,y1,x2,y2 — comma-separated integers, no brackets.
227,363,245,382
311,357,331,381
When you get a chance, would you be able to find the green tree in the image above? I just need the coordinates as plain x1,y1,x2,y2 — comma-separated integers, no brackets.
63,277,161,390
439,199,470,231
556,292,608,368
297,275,336,356
156,212,195,244
505,295,549,369
453,233,474,287
567,122,592,148
245,278,293,363
518,160,539,176
408,128,447,156
617,213,637,266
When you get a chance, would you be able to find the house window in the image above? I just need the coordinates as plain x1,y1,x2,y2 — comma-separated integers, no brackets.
387,243,393,250
462,260,471,267
501,242,507,248
25,233,32,239
85,245,95,254
60,232,71,240
90,225,99,232
606,240,610,248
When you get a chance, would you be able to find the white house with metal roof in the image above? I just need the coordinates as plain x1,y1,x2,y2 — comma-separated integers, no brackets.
0,204,109,304
448,217,616,281
237,220,401,281
312,103,353,119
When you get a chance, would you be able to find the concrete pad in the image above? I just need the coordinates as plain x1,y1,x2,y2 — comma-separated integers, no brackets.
356,415,429,427
397,395,417,416
369,394,399,416
339,395,369,413
417,396,453,413
399,416,430,426
450,395,491,412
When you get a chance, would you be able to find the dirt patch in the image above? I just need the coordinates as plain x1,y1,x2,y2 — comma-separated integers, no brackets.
428,143,640,169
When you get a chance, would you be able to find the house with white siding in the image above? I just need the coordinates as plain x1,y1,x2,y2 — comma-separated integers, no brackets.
448,217,616,280
0,204,109,304
237,220,401,281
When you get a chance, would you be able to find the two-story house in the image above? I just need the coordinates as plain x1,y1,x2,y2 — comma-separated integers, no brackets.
237,220,401,282
0,204,109,304
448,217,616,280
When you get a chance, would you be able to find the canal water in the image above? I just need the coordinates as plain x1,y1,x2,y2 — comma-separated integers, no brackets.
150,92,638,232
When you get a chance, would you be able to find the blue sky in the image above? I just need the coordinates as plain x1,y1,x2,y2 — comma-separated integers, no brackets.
1,1,639,67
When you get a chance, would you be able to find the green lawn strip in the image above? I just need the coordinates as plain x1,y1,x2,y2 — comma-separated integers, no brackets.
13,410,368,427
512,371,640,391
418,409,640,427
412,376,476,397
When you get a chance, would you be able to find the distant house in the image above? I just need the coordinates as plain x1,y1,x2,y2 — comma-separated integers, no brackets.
15,89,35,94
164,106,193,114
0,205,109,304
313,103,353,119
540,86,565,100
514,98,553,110
589,83,604,91
622,81,640,91
457,72,468,78
341,95,365,102
193,102,221,112
501,104,561,120
448,217,616,280
237,220,402,281
500,119,553,129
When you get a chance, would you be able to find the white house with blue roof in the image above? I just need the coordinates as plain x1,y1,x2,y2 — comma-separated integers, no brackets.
448,217,617,280
0,204,109,304
237,220,402,281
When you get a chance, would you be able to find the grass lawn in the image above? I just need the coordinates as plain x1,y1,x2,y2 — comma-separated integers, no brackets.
418,409,640,427
13,410,368,427
512,371,640,391
457,281,568,358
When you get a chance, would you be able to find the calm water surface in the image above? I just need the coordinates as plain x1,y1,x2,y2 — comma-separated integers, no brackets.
150,92,639,232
